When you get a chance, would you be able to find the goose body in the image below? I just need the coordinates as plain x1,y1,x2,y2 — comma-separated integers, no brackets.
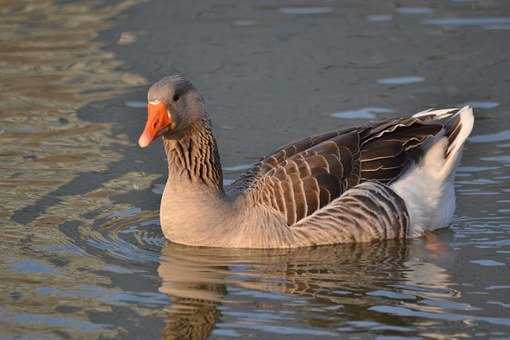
138,75,474,248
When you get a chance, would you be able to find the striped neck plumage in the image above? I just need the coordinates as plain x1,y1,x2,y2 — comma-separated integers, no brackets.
163,118,224,194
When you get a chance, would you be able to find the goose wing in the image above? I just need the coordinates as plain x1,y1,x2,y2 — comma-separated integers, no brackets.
227,116,442,226
290,182,410,246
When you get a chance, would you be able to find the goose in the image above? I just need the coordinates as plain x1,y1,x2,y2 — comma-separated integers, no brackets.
138,75,474,248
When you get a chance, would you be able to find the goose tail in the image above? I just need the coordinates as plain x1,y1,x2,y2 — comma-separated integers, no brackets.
391,106,474,237
412,106,474,179
440,106,475,180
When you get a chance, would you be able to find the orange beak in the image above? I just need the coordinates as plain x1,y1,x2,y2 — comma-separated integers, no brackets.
138,102,172,148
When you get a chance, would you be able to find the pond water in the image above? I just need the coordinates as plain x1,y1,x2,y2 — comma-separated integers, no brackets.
1,0,509,338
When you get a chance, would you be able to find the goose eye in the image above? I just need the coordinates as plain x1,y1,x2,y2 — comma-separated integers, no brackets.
173,93,180,102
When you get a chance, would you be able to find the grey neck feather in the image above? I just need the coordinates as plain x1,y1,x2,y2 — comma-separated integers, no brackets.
163,118,224,194
160,118,243,246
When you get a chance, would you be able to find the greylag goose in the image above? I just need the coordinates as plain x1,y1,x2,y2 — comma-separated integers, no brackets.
138,75,474,248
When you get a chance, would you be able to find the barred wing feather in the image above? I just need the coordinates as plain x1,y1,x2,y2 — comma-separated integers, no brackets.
227,116,442,226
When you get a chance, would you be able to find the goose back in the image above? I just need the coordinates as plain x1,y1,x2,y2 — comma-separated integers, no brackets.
228,116,442,226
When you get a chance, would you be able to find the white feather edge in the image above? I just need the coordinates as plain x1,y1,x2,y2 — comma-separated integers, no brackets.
412,107,460,119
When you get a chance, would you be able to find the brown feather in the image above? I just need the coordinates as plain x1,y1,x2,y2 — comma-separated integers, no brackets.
228,116,445,225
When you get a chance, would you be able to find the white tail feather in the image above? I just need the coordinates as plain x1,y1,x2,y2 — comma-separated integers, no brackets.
391,106,474,237
440,106,474,180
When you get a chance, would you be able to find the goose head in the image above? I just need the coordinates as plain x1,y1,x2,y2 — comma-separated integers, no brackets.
138,75,205,148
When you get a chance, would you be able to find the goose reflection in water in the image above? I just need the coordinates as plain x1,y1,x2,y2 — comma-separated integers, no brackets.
156,239,457,339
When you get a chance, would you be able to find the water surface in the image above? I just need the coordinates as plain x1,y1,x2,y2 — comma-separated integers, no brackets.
1,0,510,338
